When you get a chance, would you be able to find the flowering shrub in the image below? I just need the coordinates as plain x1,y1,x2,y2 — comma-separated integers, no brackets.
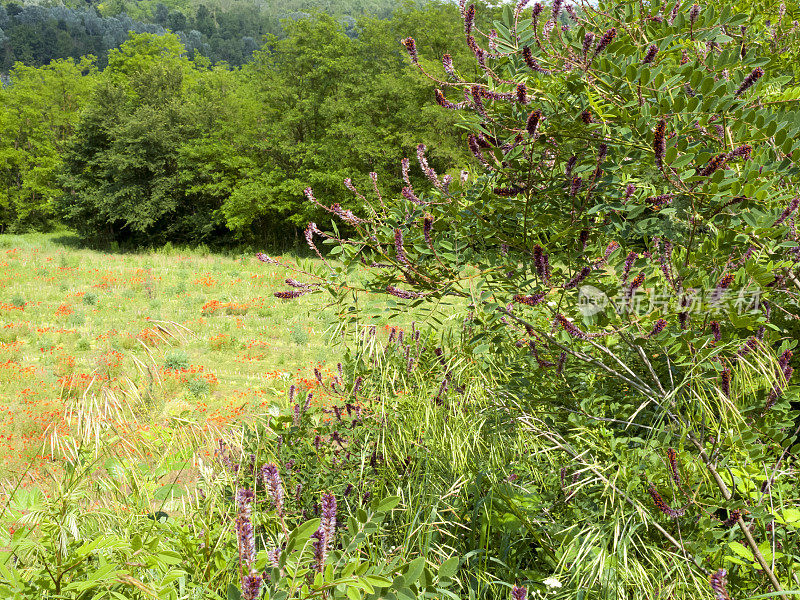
260,0,800,597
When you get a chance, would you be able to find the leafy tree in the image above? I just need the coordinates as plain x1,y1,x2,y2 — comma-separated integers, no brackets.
0,56,97,232
58,33,212,244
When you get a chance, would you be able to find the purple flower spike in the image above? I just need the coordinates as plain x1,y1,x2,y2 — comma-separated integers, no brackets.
647,484,685,517
648,318,667,337
401,37,418,64
667,447,680,486
642,44,658,64
261,463,284,516
511,586,527,600
320,492,337,552
311,529,327,573
709,569,731,600
735,67,764,97
653,119,667,168
555,314,588,339
242,574,263,600
689,4,700,25
582,32,594,59
563,266,591,289
774,196,799,226
593,28,617,56
235,488,256,567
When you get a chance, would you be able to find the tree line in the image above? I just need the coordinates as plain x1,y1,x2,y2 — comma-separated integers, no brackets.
0,0,407,70
0,2,493,247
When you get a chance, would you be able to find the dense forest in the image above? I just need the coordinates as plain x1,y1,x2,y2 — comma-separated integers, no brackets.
0,0,499,246
0,0,401,69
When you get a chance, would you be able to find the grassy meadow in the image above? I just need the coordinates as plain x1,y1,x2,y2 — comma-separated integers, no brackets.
0,232,360,482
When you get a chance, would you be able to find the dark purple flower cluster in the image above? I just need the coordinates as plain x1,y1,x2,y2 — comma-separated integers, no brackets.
668,1,679,24
494,185,525,197
564,266,591,289
242,575,263,600
774,196,799,226
729,144,752,160
423,216,434,250
417,144,442,189
710,273,734,303
565,155,577,178
667,447,680,486
235,488,258,591
594,28,617,56
592,241,620,270
569,176,583,197
401,37,418,64
642,44,659,64
648,318,667,337
522,46,550,73
394,229,410,266
442,54,457,79
628,272,645,294
402,186,424,205
624,183,636,203
320,492,337,552
647,193,674,209
765,350,794,411
435,89,463,110
621,252,637,283
511,586,527,600
556,350,567,374
386,285,422,300
465,3,475,35
529,341,556,368
700,153,729,176
710,320,722,343
311,529,326,573
653,119,667,168
533,245,551,283
467,134,491,168
256,253,278,265
516,83,528,104
304,222,326,261
285,278,310,289
735,67,764,97
737,336,760,359
689,4,700,25
555,313,588,339
582,32,595,58
526,108,542,136
513,292,547,306
274,290,308,299
647,484,685,517
720,508,742,528
720,366,732,398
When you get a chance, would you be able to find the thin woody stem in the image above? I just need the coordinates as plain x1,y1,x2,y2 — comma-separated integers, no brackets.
685,433,789,600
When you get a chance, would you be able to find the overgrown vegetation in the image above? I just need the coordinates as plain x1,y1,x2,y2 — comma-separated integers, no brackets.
2,0,800,599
